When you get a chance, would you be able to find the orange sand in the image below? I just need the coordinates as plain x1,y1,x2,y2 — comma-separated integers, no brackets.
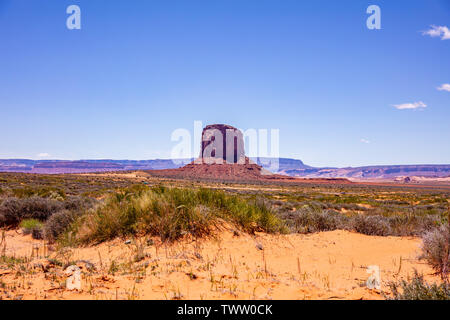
0,228,440,300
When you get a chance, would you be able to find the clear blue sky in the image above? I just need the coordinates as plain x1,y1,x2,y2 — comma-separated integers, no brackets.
0,0,449,167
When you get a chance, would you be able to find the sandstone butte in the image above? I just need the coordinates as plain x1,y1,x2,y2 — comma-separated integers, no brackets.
146,124,351,184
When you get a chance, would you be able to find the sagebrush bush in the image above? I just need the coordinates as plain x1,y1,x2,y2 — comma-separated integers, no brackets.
0,195,97,232
0,197,63,228
69,186,284,244
388,271,450,300
63,196,97,211
352,215,392,236
421,224,450,278
388,214,440,236
282,207,348,234
275,202,443,237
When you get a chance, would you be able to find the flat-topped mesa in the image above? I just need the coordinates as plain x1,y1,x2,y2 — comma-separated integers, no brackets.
197,124,247,164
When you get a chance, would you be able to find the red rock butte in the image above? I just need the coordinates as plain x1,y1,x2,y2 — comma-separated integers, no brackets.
147,124,292,181
146,124,351,183
199,124,246,164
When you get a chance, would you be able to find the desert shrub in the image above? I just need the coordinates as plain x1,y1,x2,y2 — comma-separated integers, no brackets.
351,215,392,236
43,209,84,242
388,271,450,300
388,214,440,236
69,186,284,244
276,202,444,237
63,196,98,211
32,227,44,240
139,203,214,242
282,207,348,234
19,219,44,239
12,187,66,200
421,224,450,278
0,197,63,228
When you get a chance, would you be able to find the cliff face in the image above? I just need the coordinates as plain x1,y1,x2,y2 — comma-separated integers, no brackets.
280,165,450,179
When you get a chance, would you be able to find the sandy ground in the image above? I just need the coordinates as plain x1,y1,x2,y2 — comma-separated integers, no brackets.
0,228,440,300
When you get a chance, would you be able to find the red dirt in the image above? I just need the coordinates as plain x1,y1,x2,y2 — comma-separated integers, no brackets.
145,160,352,184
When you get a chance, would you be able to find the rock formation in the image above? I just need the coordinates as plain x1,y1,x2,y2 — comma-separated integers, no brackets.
198,124,246,164
146,124,296,182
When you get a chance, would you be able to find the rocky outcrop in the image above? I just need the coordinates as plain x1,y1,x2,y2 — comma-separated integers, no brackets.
147,124,296,182
199,124,246,164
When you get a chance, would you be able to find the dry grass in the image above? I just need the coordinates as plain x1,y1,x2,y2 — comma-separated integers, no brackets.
66,185,284,245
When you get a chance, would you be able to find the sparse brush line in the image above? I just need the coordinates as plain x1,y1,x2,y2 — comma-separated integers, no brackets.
387,270,450,300
278,205,446,237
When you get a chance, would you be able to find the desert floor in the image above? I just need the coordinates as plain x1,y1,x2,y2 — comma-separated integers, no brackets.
0,227,440,300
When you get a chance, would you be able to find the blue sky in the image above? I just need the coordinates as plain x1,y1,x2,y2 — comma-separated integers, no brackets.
0,0,449,167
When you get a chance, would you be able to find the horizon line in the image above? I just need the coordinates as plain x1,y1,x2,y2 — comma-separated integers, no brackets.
1,158,450,169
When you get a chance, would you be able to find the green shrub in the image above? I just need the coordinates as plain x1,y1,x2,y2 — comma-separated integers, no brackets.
12,187,66,200
70,186,284,244
20,218,43,236
388,271,450,300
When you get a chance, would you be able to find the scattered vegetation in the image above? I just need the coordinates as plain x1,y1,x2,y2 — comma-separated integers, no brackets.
0,197,63,228
12,186,66,200
68,185,284,244
278,206,444,237
0,172,448,244
388,271,450,300
0,172,449,300
0,191,97,243
421,224,450,279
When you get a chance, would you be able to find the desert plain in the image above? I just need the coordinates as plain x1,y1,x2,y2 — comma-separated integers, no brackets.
0,171,448,300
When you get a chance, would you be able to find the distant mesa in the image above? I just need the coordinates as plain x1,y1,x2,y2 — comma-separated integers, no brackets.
1,123,449,183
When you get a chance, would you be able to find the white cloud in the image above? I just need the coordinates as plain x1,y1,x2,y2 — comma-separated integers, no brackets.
37,153,50,158
422,25,450,40
437,83,450,92
393,101,427,110
360,139,370,144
